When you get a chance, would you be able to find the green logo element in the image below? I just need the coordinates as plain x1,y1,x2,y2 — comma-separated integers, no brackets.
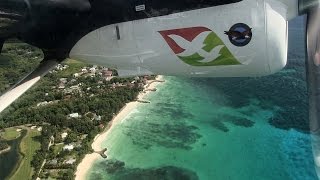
178,32,241,66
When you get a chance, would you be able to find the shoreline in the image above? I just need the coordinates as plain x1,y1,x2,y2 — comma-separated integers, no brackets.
75,75,164,180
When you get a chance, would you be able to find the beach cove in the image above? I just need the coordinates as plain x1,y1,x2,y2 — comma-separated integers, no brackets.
75,75,164,180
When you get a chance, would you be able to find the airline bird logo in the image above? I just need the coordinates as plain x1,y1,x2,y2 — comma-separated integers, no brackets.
224,28,252,40
224,23,253,47
159,27,241,66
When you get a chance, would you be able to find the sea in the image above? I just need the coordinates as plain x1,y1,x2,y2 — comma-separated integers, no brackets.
86,16,318,180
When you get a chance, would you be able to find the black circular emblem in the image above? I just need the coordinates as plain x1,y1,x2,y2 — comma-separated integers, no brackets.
224,23,252,47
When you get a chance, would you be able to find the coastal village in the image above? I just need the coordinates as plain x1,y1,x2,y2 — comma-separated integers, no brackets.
0,42,164,180
36,64,162,179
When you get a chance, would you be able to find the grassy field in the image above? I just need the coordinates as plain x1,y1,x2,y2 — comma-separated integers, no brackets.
53,144,64,156
10,129,41,180
58,59,87,77
1,127,21,140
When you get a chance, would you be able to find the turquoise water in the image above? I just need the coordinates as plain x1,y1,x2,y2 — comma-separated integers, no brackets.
86,16,317,180
87,77,316,180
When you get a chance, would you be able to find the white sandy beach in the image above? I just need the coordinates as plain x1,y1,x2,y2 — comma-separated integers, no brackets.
75,75,164,180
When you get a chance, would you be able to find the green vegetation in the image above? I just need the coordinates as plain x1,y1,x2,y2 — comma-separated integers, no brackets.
0,42,42,94
179,32,241,66
0,42,151,179
52,144,64,155
1,127,20,140
10,129,41,180
58,59,86,77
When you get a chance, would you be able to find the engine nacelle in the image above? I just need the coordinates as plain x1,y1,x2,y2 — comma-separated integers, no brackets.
70,0,290,77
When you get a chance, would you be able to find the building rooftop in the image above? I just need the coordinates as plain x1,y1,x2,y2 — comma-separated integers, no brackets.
61,132,68,139
64,158,76,165
68,113,81,118
63,144,74,151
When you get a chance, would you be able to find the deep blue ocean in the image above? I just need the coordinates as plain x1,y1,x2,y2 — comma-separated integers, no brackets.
86,16,318,180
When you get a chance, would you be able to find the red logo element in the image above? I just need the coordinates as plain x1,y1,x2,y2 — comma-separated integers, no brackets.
158,27,211,54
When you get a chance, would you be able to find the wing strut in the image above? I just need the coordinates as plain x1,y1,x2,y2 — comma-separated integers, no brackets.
0,57,59,113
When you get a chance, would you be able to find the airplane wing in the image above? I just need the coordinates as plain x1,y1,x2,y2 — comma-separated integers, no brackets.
0,59,59,113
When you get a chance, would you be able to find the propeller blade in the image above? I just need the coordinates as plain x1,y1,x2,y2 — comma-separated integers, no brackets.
306,6,320,176
0,59,58,113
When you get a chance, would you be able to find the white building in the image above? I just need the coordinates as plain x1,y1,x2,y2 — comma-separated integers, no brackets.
93,115,102,121
81,68,88,73
63,144,74,151
89,67,96,74
47,159,58,165
59,78,68,84
64,158,76,165
37,101,48,107
61,132,68,139
55,64,69,71
68,113,81,118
